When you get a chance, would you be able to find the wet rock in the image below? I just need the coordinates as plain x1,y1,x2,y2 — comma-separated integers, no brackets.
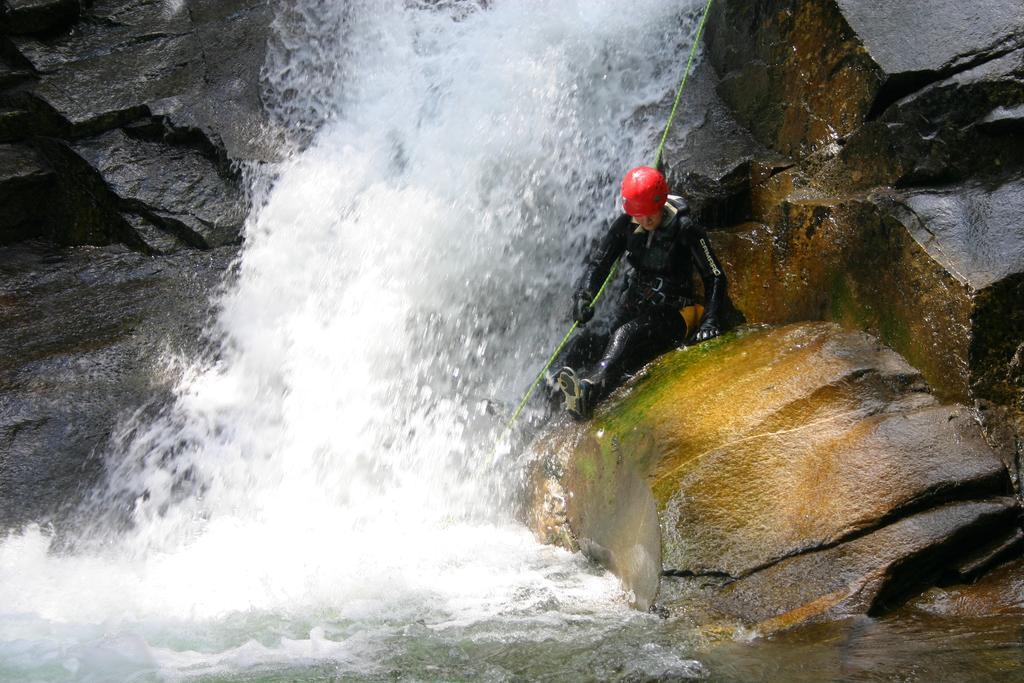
32,136,140,247
908,557,1024,619
710,196,975,401
0,0,80,35
531,323,1017,626
693,2,1024,411
703,0,884,159
123,213,188,255
898,179,1024,293
8,0,193,72
0,105,35,142
656,61,777,227
704,0,1024,160
0,53,33,91
0,143,53,243
0,0,275,249
705,171,1023,407
835,0,1024,116
662,396,1011,578
182,0,277,161
821,49,1024,191
715,499,1019,631
73,129,247,248
0,242,233,530
618,324,1009,578
892,177,1024,406
7,0,275,159
950,528,1024,582
21,31,202,138
564,433,662,611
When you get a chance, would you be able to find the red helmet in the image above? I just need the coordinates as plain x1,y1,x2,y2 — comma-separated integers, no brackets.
621,166,668,217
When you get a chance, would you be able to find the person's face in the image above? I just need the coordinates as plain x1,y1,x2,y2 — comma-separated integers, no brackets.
636,210,662,231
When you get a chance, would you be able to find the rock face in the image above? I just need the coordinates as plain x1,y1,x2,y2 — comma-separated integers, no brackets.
703,0,883,160
0,0,275,529
74,130,247,249
0,0,276,247
531,324,1019,629
0,242,233,529
562,433,663,611
669,0,1024,413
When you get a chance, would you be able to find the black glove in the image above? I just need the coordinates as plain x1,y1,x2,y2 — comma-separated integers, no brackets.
690,316,721,343
570,290,595,326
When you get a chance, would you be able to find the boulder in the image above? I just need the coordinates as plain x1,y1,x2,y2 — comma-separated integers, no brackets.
530,323,1018,628
563,433,662,611
73,129,246,248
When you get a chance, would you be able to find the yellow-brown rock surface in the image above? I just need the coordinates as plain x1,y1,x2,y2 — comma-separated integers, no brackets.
531,323,1017,628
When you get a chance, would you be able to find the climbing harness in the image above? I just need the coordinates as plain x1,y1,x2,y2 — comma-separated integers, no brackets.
499,0,716,439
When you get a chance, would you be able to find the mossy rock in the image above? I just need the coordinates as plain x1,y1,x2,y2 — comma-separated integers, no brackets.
533,323,1017,628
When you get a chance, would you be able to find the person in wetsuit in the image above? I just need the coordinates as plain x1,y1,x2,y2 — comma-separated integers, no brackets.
555,166,727,420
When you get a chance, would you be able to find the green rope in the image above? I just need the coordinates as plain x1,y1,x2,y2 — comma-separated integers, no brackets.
654,0,716,171
497,0,715,444
503,260,620,430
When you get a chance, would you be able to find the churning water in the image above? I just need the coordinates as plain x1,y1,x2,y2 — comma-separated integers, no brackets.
0,0,708,680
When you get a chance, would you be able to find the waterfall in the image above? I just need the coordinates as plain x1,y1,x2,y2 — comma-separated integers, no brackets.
0,0,701,677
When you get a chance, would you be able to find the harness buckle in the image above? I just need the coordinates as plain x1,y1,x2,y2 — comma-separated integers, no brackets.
639,277,667,305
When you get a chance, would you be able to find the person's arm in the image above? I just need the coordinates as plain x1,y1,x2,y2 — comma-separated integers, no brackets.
686,220,727,342
570,214,630,325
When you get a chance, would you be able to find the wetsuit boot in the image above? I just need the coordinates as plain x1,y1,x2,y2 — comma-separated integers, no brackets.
556,367,597,421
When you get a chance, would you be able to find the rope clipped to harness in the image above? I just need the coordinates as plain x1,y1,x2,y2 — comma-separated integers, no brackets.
499,0,716,440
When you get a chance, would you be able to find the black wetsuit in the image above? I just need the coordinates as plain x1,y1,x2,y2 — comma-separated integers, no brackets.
562,196,727,395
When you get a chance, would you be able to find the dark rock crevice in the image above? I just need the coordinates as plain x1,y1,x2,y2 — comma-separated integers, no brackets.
867,502,1021,615
867,41,1024,122
702,477,1015,588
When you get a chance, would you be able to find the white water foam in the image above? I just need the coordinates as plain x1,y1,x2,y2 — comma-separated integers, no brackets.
0,0,700,678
